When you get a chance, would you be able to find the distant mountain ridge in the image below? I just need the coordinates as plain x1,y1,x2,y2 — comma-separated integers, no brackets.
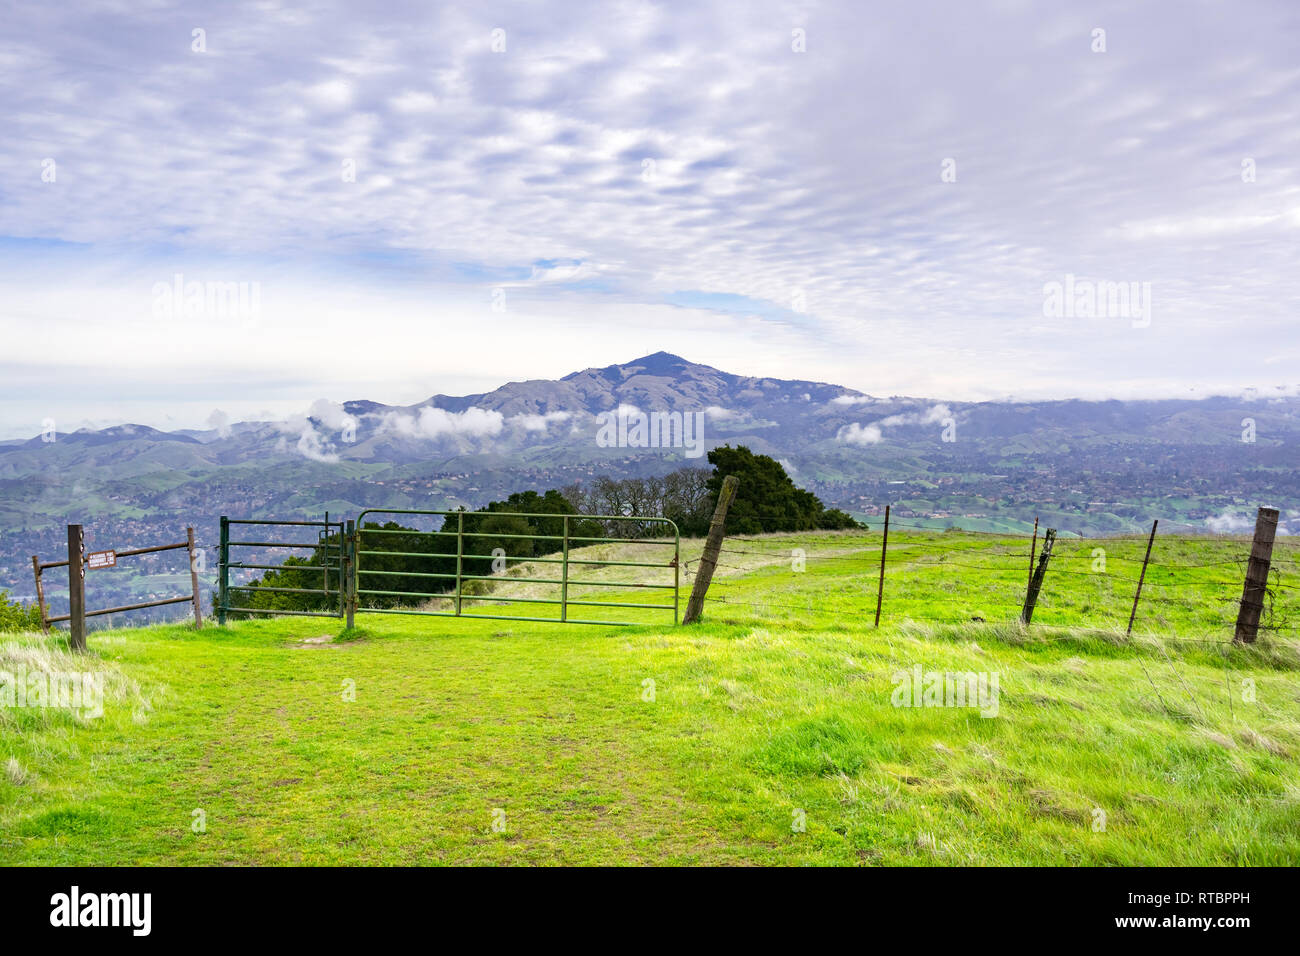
13,352,1296,458
340,351,858,422
0,353,1297,563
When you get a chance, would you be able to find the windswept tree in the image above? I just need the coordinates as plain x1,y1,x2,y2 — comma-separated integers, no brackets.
702,445,860,535
561,449,857,536
562,468,712,537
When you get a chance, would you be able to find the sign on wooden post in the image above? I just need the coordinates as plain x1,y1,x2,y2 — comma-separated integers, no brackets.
87,549,117,570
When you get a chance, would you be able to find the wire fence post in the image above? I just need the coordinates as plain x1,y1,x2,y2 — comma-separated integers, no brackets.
67,523,86,651
1020,528,1056,625
673,533,680,626
684,474,740,624
561,514,570,623
186,526,203,628
1235,506,1279,644
454,510,464,617
343,519,356,629
217,516,229,626
30,555,49,634
874,504,890,627
1126,519,1158,637
322,511,330,607
1028,516,1039,591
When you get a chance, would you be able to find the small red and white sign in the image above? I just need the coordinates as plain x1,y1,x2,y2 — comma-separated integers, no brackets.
87,550,117,570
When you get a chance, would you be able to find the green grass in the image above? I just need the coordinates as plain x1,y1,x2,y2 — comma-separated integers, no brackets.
2,529,1299,865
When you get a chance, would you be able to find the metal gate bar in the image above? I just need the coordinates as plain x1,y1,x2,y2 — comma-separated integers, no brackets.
218,515,345,623
353,509,680,626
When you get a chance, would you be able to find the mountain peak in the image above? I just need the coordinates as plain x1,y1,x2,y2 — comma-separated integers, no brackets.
563,351,712,383
634,350,688,365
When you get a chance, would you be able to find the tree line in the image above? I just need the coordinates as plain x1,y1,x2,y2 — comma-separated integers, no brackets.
228,445,860,615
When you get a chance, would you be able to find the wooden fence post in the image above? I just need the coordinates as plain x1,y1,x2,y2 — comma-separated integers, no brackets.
683,475,740,624
1126,519,1157,637
31,555,50,634
1235,506,1279,644
186,526,203,628
1020,528,1056,625
1028,517,1039,590
874,505,890,627
67,524,86,651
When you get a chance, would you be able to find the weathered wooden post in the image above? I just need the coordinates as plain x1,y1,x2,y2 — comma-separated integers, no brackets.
30,555,50,633
874,505,890,627
1235,506,1279,644
1126,519,1157,637
683,475,740,624
67,524,86,651
1028,516,1039,591
186,526,203,628
1020,528,1056,625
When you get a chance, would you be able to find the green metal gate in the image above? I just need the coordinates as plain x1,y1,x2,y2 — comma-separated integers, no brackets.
353,509,680,626
217,515,346,623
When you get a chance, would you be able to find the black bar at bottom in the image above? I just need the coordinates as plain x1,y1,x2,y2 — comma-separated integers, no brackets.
0,866,1274,943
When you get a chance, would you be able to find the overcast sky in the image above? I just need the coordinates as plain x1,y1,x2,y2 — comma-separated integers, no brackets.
2,0,1298,438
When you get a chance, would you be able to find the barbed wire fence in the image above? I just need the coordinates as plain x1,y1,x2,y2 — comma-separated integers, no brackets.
682,507,1297,721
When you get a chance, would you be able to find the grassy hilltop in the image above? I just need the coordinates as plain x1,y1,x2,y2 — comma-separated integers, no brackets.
2,529,1298,866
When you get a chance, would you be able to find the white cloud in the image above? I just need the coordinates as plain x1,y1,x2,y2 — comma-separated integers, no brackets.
839,404,952,446
838,422,882,446
527,262,597,283
1206,512,1253,534
206,409,231,439
296,423,339,463
308,398,356,433
510,410,570,431
380,406,504,439
305,79,354,110
876,404,953,428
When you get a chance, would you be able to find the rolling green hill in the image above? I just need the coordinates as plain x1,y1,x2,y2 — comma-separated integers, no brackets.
3,528,1298,865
